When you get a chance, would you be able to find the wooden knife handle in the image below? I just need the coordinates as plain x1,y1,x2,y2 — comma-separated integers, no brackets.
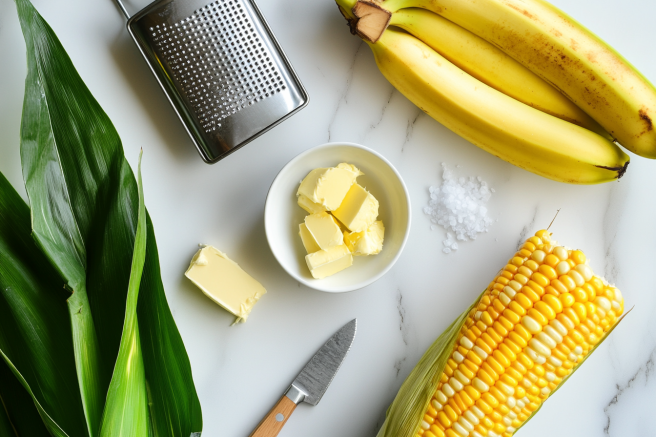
249,395,297,437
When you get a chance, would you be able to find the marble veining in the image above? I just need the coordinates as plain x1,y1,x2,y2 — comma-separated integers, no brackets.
394,287,410,378
327,40,364,142
515,205,539,250
0,0,655,436
400,110,422,153
604,346,656,435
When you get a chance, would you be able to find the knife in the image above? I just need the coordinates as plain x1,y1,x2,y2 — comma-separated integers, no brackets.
249,319,357,437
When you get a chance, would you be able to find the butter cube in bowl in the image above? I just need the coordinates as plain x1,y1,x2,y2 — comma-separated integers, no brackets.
265,142,411,292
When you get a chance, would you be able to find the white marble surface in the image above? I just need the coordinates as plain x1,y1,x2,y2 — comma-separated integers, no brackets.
1,0,656,436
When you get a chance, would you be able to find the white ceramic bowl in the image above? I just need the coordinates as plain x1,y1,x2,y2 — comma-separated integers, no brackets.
265,142,411,292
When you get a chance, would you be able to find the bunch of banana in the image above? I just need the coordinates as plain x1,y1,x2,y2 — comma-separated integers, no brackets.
334,0,656,183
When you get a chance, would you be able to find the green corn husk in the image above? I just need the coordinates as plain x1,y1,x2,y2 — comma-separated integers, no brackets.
0,1,202,435
376,293,482,437
376,248,626,437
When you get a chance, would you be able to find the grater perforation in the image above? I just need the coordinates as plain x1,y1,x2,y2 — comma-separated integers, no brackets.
121,0,307,163
150,0,286,133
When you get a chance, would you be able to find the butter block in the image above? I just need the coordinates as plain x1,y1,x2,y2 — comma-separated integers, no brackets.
305,212,343,250
185,245,266,324
298,194,327,214
297,163,362,211
305,245,353,279
299,223,321,254
332,184,379,232
344,221,385,256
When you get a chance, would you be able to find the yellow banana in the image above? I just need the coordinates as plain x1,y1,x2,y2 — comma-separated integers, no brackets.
366,28,629,184
348,0,656,158
389,8,612,140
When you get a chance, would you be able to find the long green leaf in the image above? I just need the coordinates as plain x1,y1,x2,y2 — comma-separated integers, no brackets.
16,1,105,434
15,1,202,435
0,356,50,437
0,350,69,437
99,152,149,437
0,172,88,437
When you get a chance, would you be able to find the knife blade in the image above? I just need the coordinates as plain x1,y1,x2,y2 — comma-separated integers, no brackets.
249,319,357,437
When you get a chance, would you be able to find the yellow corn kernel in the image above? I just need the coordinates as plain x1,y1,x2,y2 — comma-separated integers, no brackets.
523,242,536,252
543,294,563,314
559,275,576,291
528,236,543,246
559,292,575,308
535,230,551,242
518,249,532,258
530,273,550,288
521,287,541,303
437,412,451,428
539,264,558,280
571,250,586,264
514,293,532,310
527,308,549,326
511,257,525,266
550,279,568,294
503,309,521,325
582,283,596,301
572,302,588,320
514,273,529,285
476,398,493,415
543,254,560,267
524,259,540,271
464,385,481,402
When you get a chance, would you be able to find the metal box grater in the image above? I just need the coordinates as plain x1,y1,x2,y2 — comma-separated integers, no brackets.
116,0,309,163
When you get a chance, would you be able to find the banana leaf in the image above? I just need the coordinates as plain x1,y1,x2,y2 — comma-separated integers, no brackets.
0,0,203,435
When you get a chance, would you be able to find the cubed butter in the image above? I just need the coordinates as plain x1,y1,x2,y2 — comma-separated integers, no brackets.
297,163,362,211
344,221,385,256
305,245,353,279
304,212,343,250
299,223,321,254
332,184,379,232
297,194,327,214
185,245,266,324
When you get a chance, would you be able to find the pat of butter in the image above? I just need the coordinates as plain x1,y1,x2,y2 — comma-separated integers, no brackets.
305,245,353,279
332,184,379,232
344,221,385,256
299,223,321,254
304,212,343,250
298,194,327,214
297,163,362,211
185,245,266,324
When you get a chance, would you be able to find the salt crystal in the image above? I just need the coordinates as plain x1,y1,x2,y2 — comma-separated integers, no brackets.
424,163,494,254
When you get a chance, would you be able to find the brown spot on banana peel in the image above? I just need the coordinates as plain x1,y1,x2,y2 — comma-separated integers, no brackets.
595,160,629,180
505,3,535,20
639,108,653,136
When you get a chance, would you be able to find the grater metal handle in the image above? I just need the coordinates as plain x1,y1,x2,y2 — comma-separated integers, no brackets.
113,0,131,19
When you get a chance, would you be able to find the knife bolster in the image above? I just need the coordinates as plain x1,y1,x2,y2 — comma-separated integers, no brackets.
284,383,308,404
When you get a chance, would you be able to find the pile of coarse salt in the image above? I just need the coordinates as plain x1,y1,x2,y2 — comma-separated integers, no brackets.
424,163,494,253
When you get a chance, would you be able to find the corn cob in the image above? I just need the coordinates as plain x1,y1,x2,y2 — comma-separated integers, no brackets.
411,230,624,437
